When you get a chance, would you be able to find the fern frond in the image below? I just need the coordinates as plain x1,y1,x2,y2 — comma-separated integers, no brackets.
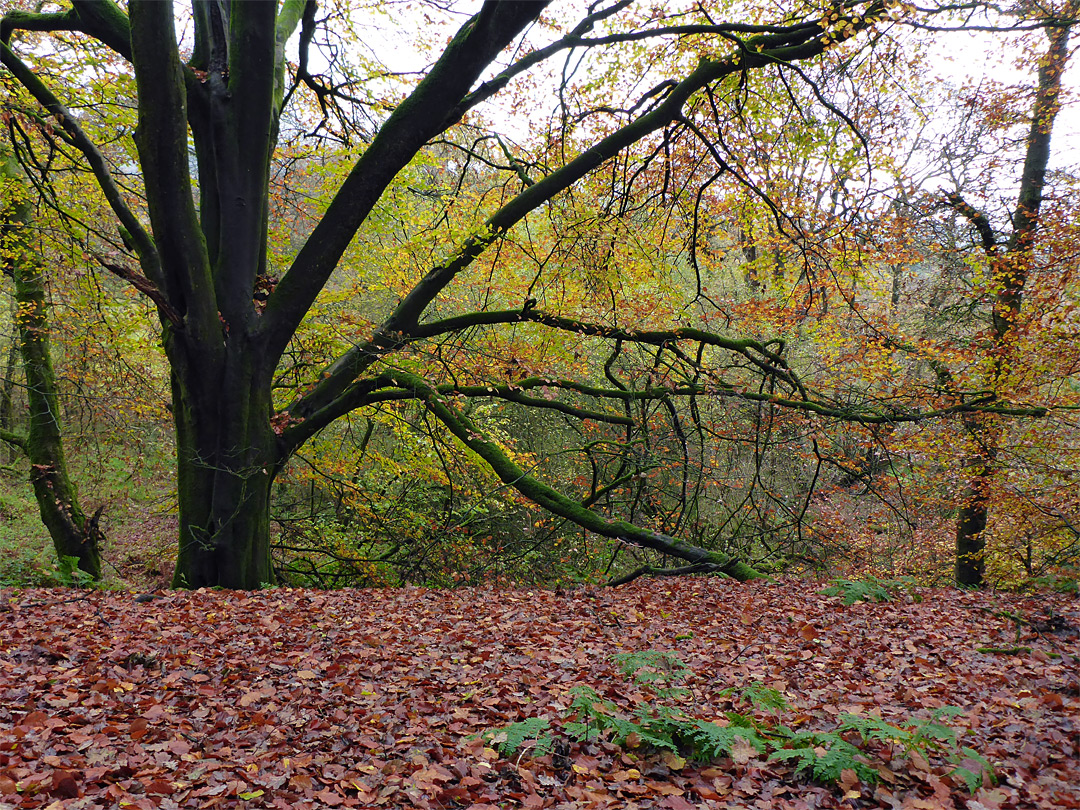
686,720,767,760
819,575,908,605
613,650,687,688
569,685,617,721
769,731,878,784
481,717,553,757
838,713,909,746
721,680,789,712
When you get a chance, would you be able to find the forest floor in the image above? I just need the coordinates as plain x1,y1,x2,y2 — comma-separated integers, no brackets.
0,579,1077,810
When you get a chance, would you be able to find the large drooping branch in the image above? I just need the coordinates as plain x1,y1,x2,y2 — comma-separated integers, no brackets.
356,379,1044,423
282,3,887,428
409,308,801,390
384,368,766,581
278,315,1047,453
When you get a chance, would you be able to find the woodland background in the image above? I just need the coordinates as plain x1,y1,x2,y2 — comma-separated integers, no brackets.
0,0,1079,591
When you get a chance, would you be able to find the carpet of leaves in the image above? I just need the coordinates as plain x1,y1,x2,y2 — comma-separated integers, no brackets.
0,578,1076,810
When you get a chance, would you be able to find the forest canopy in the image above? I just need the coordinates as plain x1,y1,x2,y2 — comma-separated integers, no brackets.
0,0,1078,592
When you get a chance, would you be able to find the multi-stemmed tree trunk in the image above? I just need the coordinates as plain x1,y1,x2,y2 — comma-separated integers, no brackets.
1,0,895,588
0,147,103,580
949,11,1075,587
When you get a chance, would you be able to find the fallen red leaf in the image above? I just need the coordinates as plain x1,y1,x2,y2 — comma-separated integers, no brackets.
0,581,1074,810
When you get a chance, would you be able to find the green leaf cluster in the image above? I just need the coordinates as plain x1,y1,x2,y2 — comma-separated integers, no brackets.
55,555,96,588
818,575,918,605
480,716,554,757
480,652,992,794
613,649,689,699
770,728,877,784
767,708,993,791
562,684,766,761
720,680,789,713
840,709,993,792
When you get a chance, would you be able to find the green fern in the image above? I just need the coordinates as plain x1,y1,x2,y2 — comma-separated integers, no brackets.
838,713,910,746
685,719,767,760
569,685,618,722
617,716,681,751
480,717,553,757
836,710,993,792
721,680,789,713
476,652,991,795
819,575,917,605
770,729,878,784
951,748,994,793
612,650,689,698
906,707,963,749
565,685,627,744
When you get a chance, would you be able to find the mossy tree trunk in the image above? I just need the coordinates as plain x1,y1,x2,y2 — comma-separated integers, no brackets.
167,336,280,588
0,148,103,581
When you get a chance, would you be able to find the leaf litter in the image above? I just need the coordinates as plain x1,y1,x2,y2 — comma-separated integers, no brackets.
0,578,1076,809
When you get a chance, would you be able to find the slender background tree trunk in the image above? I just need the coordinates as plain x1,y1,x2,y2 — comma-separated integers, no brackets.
1,147,103,580
951,15,1074,587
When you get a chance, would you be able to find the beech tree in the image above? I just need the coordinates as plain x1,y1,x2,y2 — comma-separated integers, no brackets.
5,0,1047,588
946,7,1077,586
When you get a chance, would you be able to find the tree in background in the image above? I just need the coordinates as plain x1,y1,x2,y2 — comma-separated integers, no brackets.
945,5,1077,586
0,144,103,580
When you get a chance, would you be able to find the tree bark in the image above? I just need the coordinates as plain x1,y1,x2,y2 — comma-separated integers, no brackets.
170,373,278,588
0,337,18,464
951,15,1074,587
0,148,103,581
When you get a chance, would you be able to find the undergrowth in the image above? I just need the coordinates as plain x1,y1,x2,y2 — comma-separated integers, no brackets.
0,481,57,586
818,575,920,605
481,650,992,794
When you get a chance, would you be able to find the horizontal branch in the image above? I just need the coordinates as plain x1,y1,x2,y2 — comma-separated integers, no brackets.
385,368,764,581
369,382,634,426
279,335,1048,455
0,429,27,451
605,562,729,588
3,2,131,60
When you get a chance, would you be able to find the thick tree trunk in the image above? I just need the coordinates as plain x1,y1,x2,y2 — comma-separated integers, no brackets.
2,148,103,581
166,349,283,588
16,255,104,581
955,464,990,586
168,342,279,589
